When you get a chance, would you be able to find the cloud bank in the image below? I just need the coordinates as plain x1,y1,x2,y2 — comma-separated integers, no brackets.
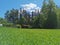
21,3,41,12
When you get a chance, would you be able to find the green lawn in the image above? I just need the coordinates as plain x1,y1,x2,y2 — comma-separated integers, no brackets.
0,27,60,45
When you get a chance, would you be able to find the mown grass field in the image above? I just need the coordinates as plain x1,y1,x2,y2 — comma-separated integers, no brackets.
0,27,60,45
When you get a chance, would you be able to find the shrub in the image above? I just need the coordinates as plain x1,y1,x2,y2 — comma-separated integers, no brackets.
21,25,31,28
15,24,21,28
3,23,13,27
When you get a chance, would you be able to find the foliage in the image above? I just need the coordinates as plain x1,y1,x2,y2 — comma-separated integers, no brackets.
4,0,60,29
3,23,14,27
15,24,21,28
41,0,57,29
56,8,60,28
5,8,18,24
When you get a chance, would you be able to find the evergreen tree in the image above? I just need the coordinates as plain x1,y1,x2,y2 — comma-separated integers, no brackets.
45,0,57,28
40,0,48,28
57,8,60,28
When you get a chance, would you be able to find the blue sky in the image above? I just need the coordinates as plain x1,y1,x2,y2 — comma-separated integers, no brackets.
0,0,60,18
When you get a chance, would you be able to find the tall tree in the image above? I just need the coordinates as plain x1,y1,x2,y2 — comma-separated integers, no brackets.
5,10,10,22
41,0,48,17
23,10,30,25
5,9,18,24
40,0,48,28
18,8,23,25
57,8,60,28
45,0,57,28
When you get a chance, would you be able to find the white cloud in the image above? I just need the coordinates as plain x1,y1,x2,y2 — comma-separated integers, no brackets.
21,3,37,9
21,3,41,12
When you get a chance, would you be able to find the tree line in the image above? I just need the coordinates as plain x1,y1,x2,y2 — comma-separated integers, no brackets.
2,0,60,28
